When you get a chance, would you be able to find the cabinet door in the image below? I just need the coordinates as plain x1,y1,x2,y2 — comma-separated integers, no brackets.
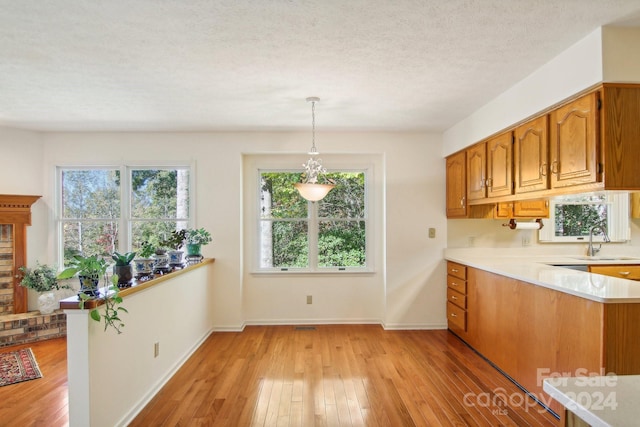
446,151,467,218
486,131,513,198
467,142,486,201
495,202,513,219
550,92,600,188
588,265,640,281
515,115,549,193
512,199,549,218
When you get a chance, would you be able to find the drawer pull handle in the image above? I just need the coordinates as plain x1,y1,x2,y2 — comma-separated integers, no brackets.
450,282,458,286
451,268,459,272
451,295,458,300
619,271,630,276
450,313,457,317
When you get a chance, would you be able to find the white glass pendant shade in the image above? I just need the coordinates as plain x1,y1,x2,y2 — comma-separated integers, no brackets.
294,182,335,202
295,97,334,202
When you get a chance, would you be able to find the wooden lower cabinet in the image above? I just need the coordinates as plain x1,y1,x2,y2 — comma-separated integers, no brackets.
589,265,640,281
449,266,640,416
446,262,468,333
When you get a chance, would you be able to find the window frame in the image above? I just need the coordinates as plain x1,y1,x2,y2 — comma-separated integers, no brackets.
250,156,374,275
538,192,630,243
56,163,194,267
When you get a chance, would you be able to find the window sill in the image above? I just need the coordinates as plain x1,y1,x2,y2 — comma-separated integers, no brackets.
250,268,375,276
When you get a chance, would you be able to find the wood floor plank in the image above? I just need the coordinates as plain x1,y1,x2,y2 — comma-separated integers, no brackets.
1,325,560,426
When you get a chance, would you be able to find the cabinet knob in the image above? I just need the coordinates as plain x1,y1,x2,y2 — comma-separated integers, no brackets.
619,271,630,277
451,295,458,300
450,313,457,317
450,282,458,286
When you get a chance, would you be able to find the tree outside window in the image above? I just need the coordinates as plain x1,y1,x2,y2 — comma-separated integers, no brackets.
259,171,366,271
59,167,190,265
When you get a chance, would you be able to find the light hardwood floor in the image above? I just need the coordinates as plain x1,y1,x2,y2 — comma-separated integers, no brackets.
0,326,560,426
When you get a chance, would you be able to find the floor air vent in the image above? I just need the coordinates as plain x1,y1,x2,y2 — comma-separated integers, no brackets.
295,326,316,330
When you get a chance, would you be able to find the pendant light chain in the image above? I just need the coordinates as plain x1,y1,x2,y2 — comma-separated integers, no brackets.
310,99,318,155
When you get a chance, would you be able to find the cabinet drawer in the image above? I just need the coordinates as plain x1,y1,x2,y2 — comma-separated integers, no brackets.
447,301,466,331
447,275,467,294
588,265,640,281
447,288,466,309
447,261,467,280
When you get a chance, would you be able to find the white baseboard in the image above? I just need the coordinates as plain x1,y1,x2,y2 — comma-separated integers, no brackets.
381,322,448,330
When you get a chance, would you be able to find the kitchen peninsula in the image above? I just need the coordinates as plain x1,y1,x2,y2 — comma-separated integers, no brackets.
444,248,640,419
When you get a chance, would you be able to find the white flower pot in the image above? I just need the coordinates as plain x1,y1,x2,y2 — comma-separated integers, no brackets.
38,291,57,314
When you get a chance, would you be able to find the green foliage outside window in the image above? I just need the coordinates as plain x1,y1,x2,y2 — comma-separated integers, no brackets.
61,168,189,266
554,203,607,237
260,171,366,270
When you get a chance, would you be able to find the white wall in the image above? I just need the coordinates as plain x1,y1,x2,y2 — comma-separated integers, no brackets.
2,129,447,330
442,27,604,156
442,26,640,157
0,128,53,310
65,263,214,427
603,27,640,82
447,217,640,258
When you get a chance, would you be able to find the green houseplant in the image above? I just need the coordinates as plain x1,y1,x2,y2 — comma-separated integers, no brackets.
161,229,187,265
79,274,128,334
134,241,156,278
57,254,108,297
19,262,68,293
19,262,70,314
111,251,136,287
184,227,212,257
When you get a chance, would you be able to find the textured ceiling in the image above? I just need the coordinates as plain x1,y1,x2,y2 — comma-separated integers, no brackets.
1,0,640,132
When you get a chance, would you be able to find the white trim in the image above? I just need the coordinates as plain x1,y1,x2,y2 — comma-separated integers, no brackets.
250,154,374,274
55,164,194,266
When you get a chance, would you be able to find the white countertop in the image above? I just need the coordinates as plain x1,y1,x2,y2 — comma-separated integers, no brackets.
444,248,640,303
543,375,640,427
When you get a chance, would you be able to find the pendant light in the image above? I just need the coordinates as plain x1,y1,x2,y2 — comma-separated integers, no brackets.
294,97,335,202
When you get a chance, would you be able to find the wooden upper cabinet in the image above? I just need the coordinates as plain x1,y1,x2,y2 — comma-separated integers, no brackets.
466,142,486,201
486,131,513,198
446,151,467,218
495,199,549,219
514,115,549,194
601,84,640,189
549,92,600,188
513,199,548,217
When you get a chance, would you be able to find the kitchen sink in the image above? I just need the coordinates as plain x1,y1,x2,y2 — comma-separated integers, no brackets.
551,264,589,272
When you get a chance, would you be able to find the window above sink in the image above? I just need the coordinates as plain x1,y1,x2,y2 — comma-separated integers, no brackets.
539,192,630,243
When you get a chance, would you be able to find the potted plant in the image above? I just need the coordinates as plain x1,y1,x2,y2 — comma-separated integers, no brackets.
79,274,128,334
133,241,155,278
161,229,187,266
58,254,108,297
184,227,212,257
19,262,70,314
111,251,136,288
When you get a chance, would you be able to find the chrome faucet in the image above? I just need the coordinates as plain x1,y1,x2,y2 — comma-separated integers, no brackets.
587,223,610,256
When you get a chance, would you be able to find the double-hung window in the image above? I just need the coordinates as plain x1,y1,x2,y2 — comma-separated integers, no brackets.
58,166,191,266
258,170,368,272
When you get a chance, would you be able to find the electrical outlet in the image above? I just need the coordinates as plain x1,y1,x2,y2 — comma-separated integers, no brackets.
428,227,436,238
306,295,312,304
154,342,160,358
468,236,475,247
522,235,531,247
